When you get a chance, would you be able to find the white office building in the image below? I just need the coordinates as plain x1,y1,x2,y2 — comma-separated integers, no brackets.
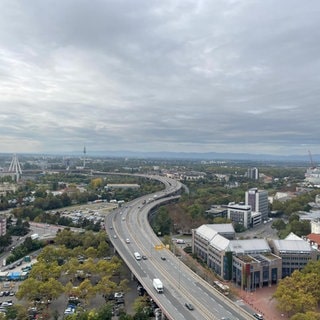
245,188,269,222
227,203,251,229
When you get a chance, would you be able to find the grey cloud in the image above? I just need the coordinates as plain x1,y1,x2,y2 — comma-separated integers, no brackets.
0,0,319,155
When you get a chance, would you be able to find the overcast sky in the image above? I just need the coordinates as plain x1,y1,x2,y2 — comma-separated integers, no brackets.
0,0,319,156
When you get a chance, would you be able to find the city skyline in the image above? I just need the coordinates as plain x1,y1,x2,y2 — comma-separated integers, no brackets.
0,1,319,156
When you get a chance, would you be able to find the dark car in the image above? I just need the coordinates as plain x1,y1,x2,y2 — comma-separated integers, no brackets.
142,255,147,260
185,303,194,310
161,256,166,261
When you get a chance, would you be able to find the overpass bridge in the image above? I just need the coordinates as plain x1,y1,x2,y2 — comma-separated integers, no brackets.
105,175,255,320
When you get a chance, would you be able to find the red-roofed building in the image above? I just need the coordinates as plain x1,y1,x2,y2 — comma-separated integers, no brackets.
306,233,320,250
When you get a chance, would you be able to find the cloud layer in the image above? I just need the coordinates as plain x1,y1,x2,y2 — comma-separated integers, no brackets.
0,0,319,156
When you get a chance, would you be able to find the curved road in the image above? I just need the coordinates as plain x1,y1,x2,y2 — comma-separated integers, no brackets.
105,175,254,320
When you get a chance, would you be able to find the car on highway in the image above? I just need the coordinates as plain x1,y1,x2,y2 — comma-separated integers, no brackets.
142,255,147,260
185,303,194,310
113,235,117,239
161,256,166,261
125,238,130,244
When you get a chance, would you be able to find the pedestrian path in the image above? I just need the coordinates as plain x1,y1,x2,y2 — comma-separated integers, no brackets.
233,286,288,320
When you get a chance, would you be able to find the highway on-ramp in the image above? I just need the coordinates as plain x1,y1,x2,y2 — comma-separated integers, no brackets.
105,175,254,320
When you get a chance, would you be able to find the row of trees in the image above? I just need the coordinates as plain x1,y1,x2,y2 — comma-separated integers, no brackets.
272,213,311,239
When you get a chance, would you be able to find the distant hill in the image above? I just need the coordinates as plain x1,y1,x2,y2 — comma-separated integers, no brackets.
2,150,319,164
69,150,320,163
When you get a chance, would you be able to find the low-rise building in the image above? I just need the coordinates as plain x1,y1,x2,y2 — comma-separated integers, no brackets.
227,203,251,229
192,224,317,290
269,233,318,278
205,205,228,219
306,233,320,250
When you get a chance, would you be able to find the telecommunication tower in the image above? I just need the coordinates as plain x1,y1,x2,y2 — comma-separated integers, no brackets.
83,146,86,168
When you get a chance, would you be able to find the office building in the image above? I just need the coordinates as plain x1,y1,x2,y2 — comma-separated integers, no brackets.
245,188,269,222
269,233,318,278
192,224,282,288
227,203,251,229
247,167,259,180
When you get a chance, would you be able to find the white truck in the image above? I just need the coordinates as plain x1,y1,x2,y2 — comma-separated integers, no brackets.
153,278,163,293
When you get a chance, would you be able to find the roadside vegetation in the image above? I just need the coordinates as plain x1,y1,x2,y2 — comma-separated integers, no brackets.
273,260,320,319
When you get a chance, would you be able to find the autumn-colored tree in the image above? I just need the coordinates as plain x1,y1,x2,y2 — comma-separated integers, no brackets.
94,275,118,298
90,178,103,190
132,296,149,314
16,278,43,301
29,260,61,281
273,269,319,316
291,311,320,320
97,240,109,258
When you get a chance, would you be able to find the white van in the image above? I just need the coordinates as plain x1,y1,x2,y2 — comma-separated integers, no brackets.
134,252,141,260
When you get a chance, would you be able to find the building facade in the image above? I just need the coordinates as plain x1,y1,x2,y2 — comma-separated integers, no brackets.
193,224,282,288
193,225,318,290
227,203,251,229
247,167,259,180
245,188,269,222
269,233,319,278
0,216,6,236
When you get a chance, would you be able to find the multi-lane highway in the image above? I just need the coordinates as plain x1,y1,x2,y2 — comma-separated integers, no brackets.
105,175,254,320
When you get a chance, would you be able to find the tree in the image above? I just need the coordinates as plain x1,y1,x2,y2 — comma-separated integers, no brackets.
95,303,113,320
273,270,319,316
95,275,118,298
97,241,109,258
77,279,96,304
132,296,149,314
272,219,286,231
16,278,44,301
37,245,70,265
291,311,320,320
153,207,172,235
39,277,65,302
29,261,61,281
